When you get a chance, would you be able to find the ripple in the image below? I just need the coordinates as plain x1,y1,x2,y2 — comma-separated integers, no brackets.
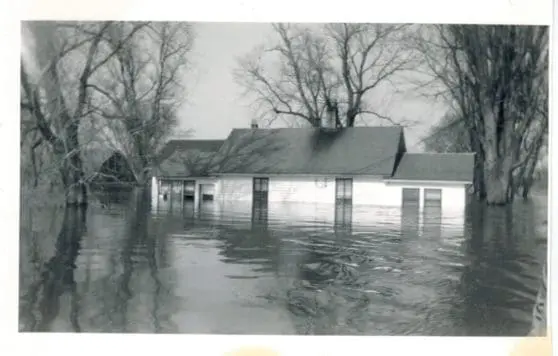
18,199,548,336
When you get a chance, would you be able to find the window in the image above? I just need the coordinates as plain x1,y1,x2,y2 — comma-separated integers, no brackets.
252,198,268,224
335,178,353,202
183,180,195,202
253,177,269,192
200,184,215,201
402,188,420,204
253,178,269,202
424,188,442,206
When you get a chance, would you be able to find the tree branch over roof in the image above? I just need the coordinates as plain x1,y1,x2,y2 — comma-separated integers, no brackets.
235,23,416,128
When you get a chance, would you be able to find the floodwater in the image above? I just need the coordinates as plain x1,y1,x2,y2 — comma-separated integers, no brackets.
18,190,548,335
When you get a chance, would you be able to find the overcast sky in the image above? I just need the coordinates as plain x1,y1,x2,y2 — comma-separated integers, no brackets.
168,22,447,151
177,23,273,139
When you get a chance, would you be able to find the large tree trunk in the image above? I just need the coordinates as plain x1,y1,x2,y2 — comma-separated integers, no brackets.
482,103,515,205
483,147,514,205
130,185,151,215
62,165,87,206
521,156,539,199
473,150,487,200
130,133,152,187
66,181,87,205
63,123,88,206
521,133,545,200
484,172,508,205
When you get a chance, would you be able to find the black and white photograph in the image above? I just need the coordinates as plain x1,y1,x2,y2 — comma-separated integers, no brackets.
17,17,549,339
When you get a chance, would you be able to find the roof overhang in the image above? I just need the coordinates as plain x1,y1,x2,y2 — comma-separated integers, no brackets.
385,179,473,186
154,175,219,180
212,173,390,178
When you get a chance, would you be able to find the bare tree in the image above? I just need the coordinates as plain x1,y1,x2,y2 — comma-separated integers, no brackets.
20,21,147,205
235,23,419,128
413,25,548,204
90,22,195,185
422,112,471,153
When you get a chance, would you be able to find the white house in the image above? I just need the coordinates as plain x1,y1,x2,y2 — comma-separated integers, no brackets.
151,123,475,224
150,139,224,211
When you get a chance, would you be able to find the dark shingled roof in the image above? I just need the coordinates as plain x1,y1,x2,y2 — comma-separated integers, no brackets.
210,126,405,176
157,139,225,163
391,153,475,182
155,139,225,177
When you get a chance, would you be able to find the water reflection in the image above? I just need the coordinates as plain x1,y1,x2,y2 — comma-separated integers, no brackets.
400,202,421,246
423,204,442,239
251,198,269,229
19,205,86,332
334,201,352,231
19,191,547,335
455,203,545,336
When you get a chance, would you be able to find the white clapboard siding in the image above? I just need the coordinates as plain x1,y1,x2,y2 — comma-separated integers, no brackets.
353,178,402,207
218,176,253,202
268,177,335,204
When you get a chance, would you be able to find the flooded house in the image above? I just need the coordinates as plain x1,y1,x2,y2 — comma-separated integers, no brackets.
151,121,475,223
151,139,225,213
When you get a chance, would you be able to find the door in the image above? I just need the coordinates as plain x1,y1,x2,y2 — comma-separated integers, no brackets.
253,177,269,203
402,187,420,206
335,178,353,203
171,180,183,202
183,180,195,202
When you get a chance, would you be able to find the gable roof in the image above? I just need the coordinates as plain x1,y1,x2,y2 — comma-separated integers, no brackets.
155,139,225,177
210,126,405,176
391,153,475,182
92,151,137,184
157,139,225,163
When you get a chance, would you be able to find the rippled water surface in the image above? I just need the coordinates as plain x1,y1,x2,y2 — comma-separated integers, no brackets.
19,191,547,335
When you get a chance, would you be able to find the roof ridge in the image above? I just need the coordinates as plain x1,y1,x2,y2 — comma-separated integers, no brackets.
404,152,476,155
167,138,225,142
233,125,401,129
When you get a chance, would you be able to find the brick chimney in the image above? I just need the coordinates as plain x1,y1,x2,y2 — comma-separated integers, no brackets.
251,119,258,129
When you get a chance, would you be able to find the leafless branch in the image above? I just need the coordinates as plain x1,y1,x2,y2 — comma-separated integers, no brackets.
236,23,414,128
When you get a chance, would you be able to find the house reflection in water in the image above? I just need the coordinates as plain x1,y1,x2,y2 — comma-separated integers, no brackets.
399,186,448,239
401,203,420,238
423,203,442,239
251,198,269,229
334,200,353,230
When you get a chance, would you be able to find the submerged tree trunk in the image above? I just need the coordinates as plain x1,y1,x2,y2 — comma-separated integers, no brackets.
522,133,545,200
472,150,487,200
484,152,514,205
130,185,151,214
415,25,548,206
63,122,88,206
65,181,87,206
521,157,539,200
